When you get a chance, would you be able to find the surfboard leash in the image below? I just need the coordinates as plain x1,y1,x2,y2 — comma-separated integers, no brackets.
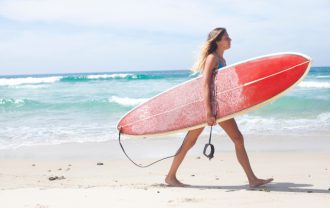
118,128,186,168
202,68,218,160
118,127,216,167
203,126,215,160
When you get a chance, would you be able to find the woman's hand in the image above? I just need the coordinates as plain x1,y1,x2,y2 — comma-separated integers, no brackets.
207,113,216,126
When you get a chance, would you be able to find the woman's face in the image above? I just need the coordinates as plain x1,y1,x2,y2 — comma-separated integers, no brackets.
217,32,231,50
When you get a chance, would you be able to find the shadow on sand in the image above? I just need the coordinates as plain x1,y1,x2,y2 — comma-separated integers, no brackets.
156,182,330,194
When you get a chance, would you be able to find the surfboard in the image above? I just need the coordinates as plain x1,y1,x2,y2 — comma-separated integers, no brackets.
117,52,312,137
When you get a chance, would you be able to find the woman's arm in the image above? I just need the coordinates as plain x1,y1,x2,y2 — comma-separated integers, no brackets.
202,54,218,126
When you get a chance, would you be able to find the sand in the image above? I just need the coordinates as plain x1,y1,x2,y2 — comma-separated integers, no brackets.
0,134,329,207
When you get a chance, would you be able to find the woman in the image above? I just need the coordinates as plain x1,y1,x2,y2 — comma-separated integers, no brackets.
165,27,273,188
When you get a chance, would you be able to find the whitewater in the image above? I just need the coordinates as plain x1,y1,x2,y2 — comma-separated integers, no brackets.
0,68,329,149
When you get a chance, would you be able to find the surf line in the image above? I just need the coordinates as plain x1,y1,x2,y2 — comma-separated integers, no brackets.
119,60,310,129
118,127,191,168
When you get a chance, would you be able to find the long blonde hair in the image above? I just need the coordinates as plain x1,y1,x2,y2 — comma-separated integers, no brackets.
191,27,227,73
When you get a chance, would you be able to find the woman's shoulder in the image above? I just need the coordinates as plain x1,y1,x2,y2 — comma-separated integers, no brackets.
206,53,217,60
205,53,219,69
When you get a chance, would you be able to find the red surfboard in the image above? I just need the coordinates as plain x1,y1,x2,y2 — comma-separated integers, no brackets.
117,52,312,137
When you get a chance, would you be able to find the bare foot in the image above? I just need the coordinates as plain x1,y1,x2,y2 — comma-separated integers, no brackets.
249,178,273,188
165,176,188,187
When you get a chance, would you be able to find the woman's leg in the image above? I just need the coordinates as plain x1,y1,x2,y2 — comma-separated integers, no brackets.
165,127,204,187
219,118,273,187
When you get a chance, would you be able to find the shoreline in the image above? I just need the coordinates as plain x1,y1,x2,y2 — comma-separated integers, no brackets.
0,133,329,160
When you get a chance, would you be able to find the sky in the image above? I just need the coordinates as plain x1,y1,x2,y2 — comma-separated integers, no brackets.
0,0,329,75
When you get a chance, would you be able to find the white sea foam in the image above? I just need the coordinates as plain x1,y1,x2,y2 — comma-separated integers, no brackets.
87,73,134,79
298,81,330,89
109,96,148,107
233,114,330,135
0,76,62,86
12,84,48,89
0,98,25,105
0,125,111,150
317,112,330,122
1,112,329,149
316,75,330,78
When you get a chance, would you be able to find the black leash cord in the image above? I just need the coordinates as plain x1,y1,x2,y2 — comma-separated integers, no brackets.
118,68,218,166
118,130,186,168
203,126,215,160
202,68,217,160
118,126,215,168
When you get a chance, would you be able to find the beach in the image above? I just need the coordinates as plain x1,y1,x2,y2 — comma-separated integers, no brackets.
1,0,330,206
1,68,330,207
1,134,329,208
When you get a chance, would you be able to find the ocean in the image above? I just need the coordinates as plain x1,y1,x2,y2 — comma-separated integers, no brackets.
0,67,329,149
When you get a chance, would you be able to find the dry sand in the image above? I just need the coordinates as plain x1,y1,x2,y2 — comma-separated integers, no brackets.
0,134,329,207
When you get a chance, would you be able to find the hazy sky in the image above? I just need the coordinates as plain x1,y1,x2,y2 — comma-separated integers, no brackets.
0,0,329,75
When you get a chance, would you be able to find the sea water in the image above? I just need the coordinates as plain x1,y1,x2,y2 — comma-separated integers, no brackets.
0,68,329,149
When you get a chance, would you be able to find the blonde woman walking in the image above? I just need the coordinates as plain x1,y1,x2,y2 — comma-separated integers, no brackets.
165,28,273,188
